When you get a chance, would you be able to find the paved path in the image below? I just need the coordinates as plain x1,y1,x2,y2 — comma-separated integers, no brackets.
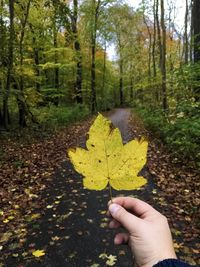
106,108,131,141
3,109,157,267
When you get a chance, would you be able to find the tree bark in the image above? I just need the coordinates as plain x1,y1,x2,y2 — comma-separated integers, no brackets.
190,0,193,63
91,33,97,112
184,0,189,64
2,0,14,129
160,0,167,111
91,0,100,112
72,0,83,104
118,33,124,106
119,55,123,106
142,1,152,79
130,67,133,102
29,23,41,92
152,0,157,78
192,0,200,99
34,48,41,92
155,0,162,70
152,0,160,103
102,42,107,98
192,0,200,63
17,0,31,127
53,0,59,106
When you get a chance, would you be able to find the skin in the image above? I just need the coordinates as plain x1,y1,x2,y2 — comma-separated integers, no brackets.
108,197,177,267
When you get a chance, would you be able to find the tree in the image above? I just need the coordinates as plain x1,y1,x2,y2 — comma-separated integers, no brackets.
184,0,189,64
160,0,167,111
192,0,200,99
90,0,101,112
52,0,59,106
152,0,157,79
109,4,132,106
17,0,31,127
2,0,15,129
71,0,83,104
155,0,162,70
142,0,152,79
192,0,200,63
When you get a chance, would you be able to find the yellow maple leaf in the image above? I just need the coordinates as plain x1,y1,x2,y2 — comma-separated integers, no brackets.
32,250,45,257
68,114,148,191
31,213,41,220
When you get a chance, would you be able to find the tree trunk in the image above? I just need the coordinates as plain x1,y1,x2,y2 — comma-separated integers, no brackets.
54,32,59,97
102,42,106,98
152,0,159,104
34,48,41,92
160,0,167,111
117,31,124,106
130,72,133,102
155,0,162,70
152,0,157,78
29,24,41,92
17,98,27,127
142,1,152,79
193,0,200,63
72,0,83,104
53,0,59,106
184,0,189,64
119,50,123,106
91,34,97,112
17,0,31,127
190,0,193,62
91,0,100,112
192,0,200,99
2,0,14,129
168,1,174,96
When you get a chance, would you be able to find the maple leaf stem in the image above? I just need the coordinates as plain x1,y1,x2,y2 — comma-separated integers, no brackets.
109,182,113,203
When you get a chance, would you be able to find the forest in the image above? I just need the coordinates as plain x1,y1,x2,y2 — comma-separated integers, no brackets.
0,0,200,164
0,0,199,266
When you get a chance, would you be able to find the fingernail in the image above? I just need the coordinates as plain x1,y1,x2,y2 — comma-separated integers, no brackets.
109,204,120,214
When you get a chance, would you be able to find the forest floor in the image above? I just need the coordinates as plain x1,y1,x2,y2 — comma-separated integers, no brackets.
0,108,199,267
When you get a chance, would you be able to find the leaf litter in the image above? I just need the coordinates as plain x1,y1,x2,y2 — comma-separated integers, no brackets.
0,110,199,266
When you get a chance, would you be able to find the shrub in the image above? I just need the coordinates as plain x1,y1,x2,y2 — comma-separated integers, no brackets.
33,104,90,129
135,105,200,167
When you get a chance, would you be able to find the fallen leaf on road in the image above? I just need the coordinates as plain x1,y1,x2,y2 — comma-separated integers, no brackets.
106,255,117,266
32,250,45,257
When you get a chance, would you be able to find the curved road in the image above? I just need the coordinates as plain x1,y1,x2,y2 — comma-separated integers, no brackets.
4,109,160,267
106,108,131,142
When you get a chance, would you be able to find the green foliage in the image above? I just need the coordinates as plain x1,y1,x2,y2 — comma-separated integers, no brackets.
171,63,200,101
135,107,168,139
136,102,200,166
33,104,90,129
165,117,200,162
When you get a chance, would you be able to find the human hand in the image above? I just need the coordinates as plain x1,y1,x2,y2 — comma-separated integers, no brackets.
108,197,177,267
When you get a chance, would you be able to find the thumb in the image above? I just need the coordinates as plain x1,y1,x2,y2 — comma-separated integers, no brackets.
109,203,141,233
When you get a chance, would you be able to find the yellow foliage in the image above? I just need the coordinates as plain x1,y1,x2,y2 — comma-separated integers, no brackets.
32,250,45,257
68,114,148,191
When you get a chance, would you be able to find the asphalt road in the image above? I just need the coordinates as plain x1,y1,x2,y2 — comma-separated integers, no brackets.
4,109,158,267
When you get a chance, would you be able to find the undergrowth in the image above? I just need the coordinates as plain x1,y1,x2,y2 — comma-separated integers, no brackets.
33,104,90,130
0,104,90,141
135,102,200,168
